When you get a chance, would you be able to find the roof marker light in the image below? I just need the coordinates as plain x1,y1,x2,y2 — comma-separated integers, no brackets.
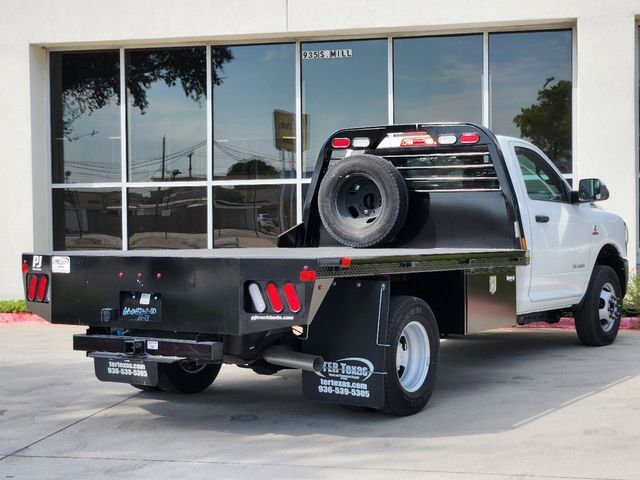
352,137,370,148
437,134,457,145
331,138,351,149
459,132,480,144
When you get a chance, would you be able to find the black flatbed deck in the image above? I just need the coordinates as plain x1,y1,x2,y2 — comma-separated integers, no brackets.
42,247,528,278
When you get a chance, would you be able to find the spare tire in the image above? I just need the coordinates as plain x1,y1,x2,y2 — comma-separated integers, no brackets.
318,154,408,248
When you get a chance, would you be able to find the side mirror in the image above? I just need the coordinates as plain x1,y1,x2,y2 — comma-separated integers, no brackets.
576,178,610,203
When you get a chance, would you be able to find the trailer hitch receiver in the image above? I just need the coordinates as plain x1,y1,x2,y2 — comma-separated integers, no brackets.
123,339,145,355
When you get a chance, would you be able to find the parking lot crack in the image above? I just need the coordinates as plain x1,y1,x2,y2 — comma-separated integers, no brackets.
0,392,140,463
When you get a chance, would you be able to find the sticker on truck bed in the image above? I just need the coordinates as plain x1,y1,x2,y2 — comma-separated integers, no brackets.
51,256,70,273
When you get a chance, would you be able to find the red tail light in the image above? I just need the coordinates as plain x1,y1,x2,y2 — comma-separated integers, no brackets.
331,138,351,149
459,132,480,144
265,282,284,313
283,282,301,313
21,261,28,273
36,276,48,302
27,275,38,301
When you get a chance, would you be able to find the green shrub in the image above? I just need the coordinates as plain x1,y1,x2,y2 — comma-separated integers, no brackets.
0,299,28,313
624,273,640,316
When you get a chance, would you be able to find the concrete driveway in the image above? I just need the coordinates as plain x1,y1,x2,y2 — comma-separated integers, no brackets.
1,324,639,480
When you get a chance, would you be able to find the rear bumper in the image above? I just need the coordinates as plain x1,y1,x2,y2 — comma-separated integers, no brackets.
73,334,224,362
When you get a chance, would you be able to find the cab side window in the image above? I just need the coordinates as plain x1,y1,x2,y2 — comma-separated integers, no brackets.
515,146,568,202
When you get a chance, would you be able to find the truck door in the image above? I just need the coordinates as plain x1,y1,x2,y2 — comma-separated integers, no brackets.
508,142,592,309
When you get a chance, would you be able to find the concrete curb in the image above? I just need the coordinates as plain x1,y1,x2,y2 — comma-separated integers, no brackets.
517,316,640,330
0,313,47,324
1,313,639,329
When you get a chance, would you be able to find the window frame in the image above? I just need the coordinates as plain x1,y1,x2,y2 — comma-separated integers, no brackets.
46,24,575,251
513,144,572,204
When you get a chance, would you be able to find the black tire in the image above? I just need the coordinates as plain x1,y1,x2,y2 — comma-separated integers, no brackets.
383,296,439,416
575,265,623,346
318,154,408,248
156,361,221,394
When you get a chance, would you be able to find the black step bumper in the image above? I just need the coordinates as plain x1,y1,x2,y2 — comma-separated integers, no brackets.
73,334,224,362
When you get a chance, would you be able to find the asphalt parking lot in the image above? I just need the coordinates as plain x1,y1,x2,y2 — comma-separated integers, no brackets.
0,324,639,480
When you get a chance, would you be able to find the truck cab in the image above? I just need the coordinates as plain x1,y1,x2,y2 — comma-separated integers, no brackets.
497,136,628,316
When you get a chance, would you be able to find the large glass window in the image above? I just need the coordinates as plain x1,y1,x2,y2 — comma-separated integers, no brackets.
50,51,121,183
128,187,207,249
126,47,207,182
213,44,296,180
49,31,574,251
52,189,122,249
301,39,388,176
490,30,572,173
213,185,296,247
394,35,483,124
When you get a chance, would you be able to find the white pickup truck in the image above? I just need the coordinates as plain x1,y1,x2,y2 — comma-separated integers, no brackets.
23,123,628,416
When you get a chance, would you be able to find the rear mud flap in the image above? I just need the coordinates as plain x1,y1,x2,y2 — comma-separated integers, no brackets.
93,355,160,387
301,279,389,409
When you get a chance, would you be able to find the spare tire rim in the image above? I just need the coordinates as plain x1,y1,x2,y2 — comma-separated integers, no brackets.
599,282,620,333
334,173,385,230
396,321,430,393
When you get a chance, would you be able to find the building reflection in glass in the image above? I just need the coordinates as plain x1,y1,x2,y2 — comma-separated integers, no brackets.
213,185,296,247
52,189,122,249
128,187,207,249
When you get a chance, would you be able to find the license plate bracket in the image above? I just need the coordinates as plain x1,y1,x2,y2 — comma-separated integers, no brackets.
94,357,158,386
120,292,162,322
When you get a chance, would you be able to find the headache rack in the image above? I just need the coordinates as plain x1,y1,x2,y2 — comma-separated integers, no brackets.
384,149,500,193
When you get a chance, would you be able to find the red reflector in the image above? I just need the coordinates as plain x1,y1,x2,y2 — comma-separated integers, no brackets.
27,275,38,301
36,276,48,302
283,282,301,313
331,137,351,149
340,257,351,268
21,261,28,273
459,132,480,144
299,269,317,282
265,282,284,313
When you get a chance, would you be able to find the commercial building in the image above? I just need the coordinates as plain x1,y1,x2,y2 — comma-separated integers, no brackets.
1,0,638,298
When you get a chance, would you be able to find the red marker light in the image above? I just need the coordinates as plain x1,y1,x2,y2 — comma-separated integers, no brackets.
459,132,480,144
331,138,351,149
340,257,351,268
137,273,143,280
156,273,162,280
118,272,124,279
22,261,28,273
299,266,317,282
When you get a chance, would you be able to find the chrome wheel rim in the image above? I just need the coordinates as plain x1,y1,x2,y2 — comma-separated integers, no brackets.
599,282,620,333
396,321,430,393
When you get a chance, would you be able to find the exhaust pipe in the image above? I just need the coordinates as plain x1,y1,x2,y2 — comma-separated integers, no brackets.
262,346,324,373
